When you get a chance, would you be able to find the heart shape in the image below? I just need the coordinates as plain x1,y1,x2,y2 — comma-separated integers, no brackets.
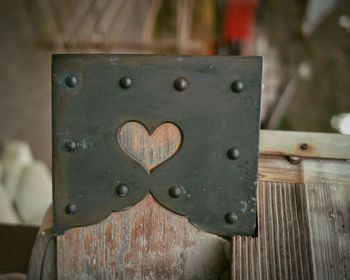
118,121,182,173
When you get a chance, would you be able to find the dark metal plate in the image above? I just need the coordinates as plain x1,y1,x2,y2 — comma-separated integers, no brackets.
52,54,262,237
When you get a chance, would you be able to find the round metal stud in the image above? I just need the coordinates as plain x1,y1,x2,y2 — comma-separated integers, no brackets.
64,139,78,152
287,156,302,165
174,77,188,91
225,212,238,224
65,74,78,88
300,143,308,150
119,76,133,89
116,184,129,197
227,147,240,160
65,203,77,215
169,186,182,198
231,80,244,93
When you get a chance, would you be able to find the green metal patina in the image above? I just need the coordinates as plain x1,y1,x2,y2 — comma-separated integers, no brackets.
52,54,262,237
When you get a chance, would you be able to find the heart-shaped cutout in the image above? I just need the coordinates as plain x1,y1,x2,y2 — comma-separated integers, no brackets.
118,121,182,173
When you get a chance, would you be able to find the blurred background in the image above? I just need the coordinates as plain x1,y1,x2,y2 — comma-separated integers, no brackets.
0,0,349,226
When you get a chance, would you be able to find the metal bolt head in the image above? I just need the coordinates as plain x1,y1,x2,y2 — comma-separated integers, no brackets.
231,80,244,93
227,147,240,160
119,76,132,89
65,203,77,215
300,143,308,150
174,77,188,91
116,184,129,197
169,186,182,198
64,139,78,152
287,156,302,165
225,212,238,224
65,75,78,88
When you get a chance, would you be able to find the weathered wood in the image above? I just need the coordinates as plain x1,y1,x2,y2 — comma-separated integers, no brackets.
57,194,230,280
27,229,56,280
306,183,350,280
258,155,303,183
231,181,313,280
118,121,182,173
303,158,350,185
260,130,350,160
303,159,350,280
27,206,56,280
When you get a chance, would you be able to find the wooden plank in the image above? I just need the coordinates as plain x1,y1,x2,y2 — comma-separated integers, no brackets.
305,183,350,280
260,130,350,160
231,181,313,279
303,158,350,185
304,159,350,280
258,156,350,185
258,155,303,183
57,194,230,280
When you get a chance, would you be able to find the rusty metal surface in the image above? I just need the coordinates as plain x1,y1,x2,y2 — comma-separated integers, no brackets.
52,54,262,237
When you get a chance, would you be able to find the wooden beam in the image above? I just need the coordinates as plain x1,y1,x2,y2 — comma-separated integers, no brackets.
260,130,350,160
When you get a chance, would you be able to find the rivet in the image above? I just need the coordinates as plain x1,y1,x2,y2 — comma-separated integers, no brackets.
64,139,78,152
65,74,78,88
65,203,77,215
287,156,302,165
174,77,188,91
169,186,182,198
231,80,244,93
225,212,238,224
119,76,132,89
300,143,308,150
116,184,129,197
227,147,240,160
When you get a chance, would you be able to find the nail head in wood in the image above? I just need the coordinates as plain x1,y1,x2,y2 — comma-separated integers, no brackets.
287,156,302,165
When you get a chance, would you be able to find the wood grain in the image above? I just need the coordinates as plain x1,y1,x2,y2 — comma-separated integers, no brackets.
57,194,230,280
260,130,350,160
303,158,350,280
258,155,303,183
231,181,313,280
306,183,350,280
118,121,182,173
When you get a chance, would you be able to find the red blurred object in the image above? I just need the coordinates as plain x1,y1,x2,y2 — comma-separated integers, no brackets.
224,0,257,41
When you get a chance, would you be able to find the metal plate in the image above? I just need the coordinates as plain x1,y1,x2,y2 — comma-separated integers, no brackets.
53,54,262,237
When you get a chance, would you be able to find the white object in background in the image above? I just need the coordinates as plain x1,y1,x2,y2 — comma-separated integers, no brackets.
14,161,52,225
331,113,350,135
0,183,21,224
303,0,338,34
1,141,33,200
